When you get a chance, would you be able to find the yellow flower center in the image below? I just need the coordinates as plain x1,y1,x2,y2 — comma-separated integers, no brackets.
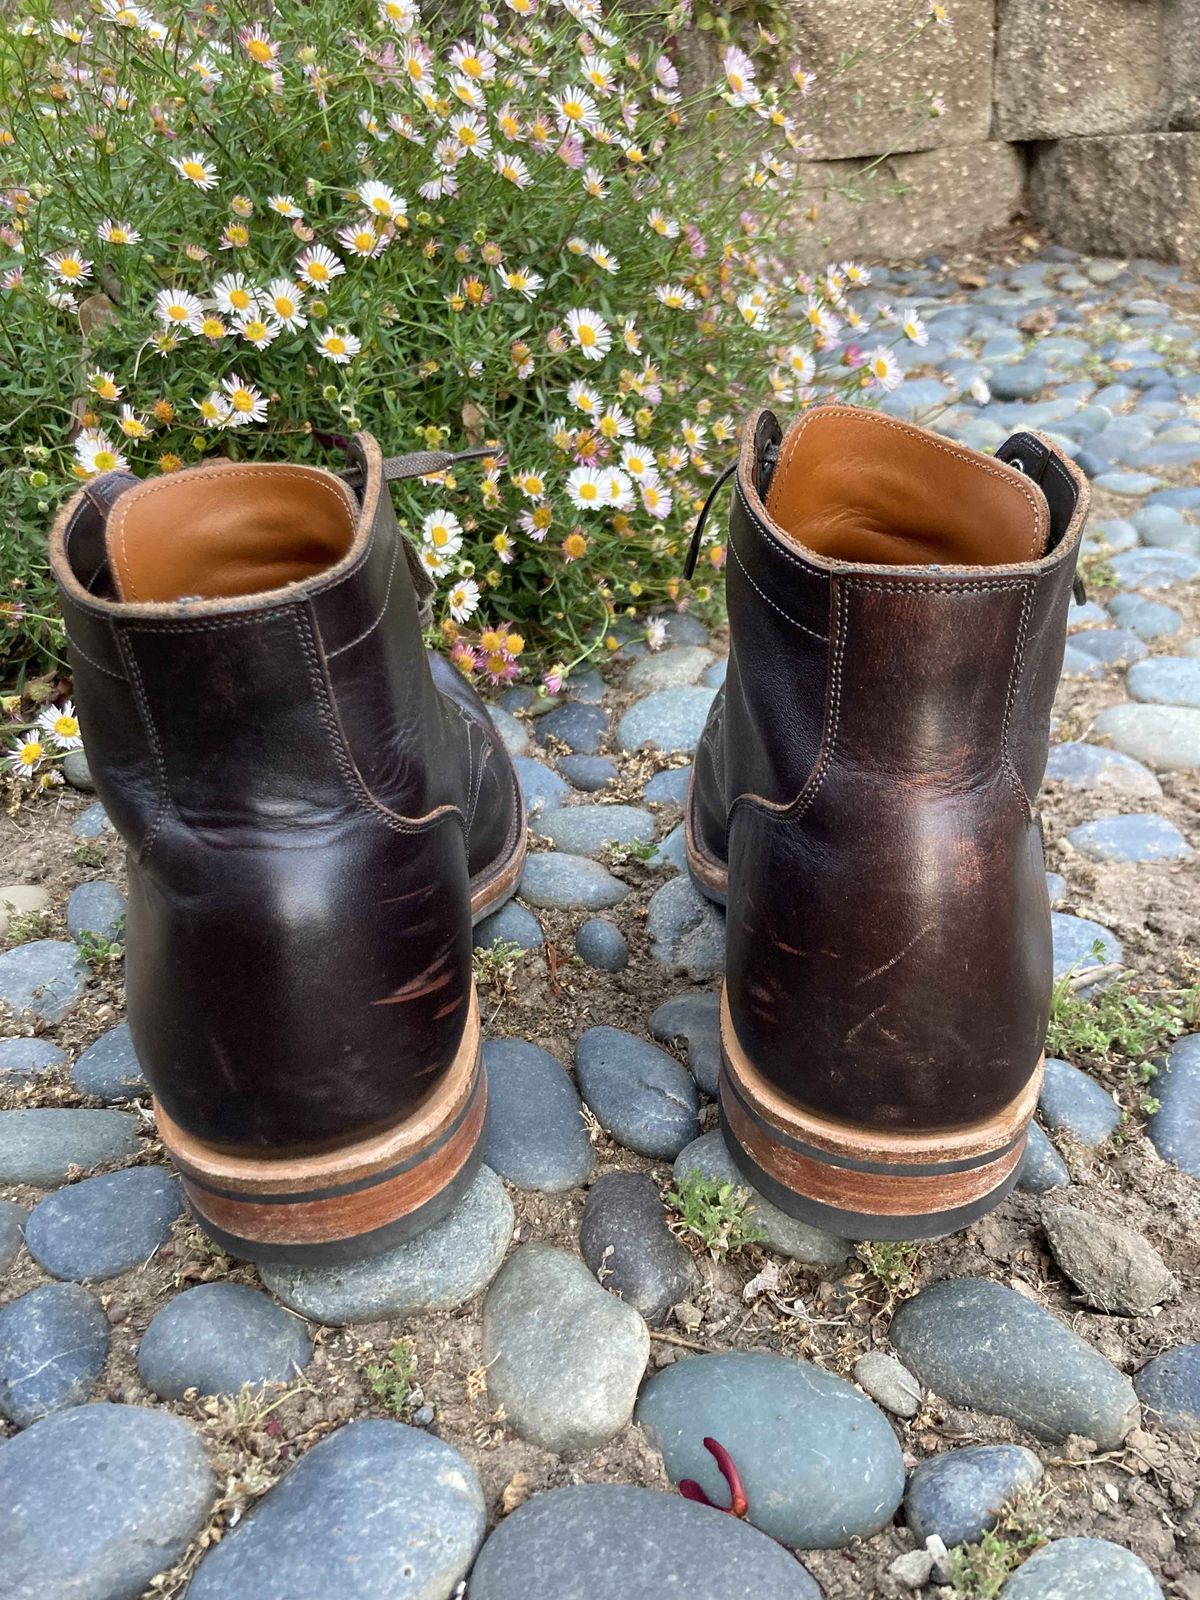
275,295,295,318
578,482,598,502
93,450,118,472
19,740,42,765
201,316,224,338
230,388,255,412
324,336,346,356
565,533,587,557
182,160,207,181
577,324,596,347
247,37,273,62
352,231,376,251
59,258,83,278
244,320,268,340
307,263,329,282
562,99,583,121
461,56,483,77
457,126,478,147
54,715,79,739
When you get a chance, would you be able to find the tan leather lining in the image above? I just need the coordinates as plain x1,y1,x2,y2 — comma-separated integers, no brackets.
105,461,358,603
764,406,1047,568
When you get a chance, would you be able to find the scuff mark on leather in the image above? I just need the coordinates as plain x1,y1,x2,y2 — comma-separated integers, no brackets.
854,922,935,987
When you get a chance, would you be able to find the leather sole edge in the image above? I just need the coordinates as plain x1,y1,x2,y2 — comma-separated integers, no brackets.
719,988,1041,1241
155,993,487,1264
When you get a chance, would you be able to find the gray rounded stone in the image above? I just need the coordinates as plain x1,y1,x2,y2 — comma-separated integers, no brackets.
72,1023,146,1101
26,1166,184,1281
1018,1123,1071,1192
557,755,618,792
565,666,607,704
1092,704,1200,771
519,853,628,911
0,1108,140,1187
511,756,569,816
467,1483,823,1600
644,765,693,806
0,1284,109,1426
702,657,727,688
0,1200,26,1271
137,1282,313,1400
1127,656,1200,708
618,686,717,754
482,1243,649,1454
482,1040,593,1192
62,748,95,790
71,803,114,839
488,705,532,757
1042,1202,1178,1316
1045,870,1067,904
260,1166,513,1325
1133,1342,1200,1434
188,1420,484,1600
657,612,710,647
649,991,721,1096
575,917,629,971
1107,597,1182,641
1061,644,1104,680
1070,628,1148,666
66,881,126,945
579,1170,697,1325
1067,813,1191,863
0,1037,67,1078
0,1402,215,1600
474,899,543,952
1039,1058,1121,1146
673,1131,853,1267
575,1026,699,1159
1147,1033,1200,1175
626,646,715,692
539,702,610,755
853,1349,922,1418
0,939,89,1024
1051,912,1122,980
999,1538,1162,1599
636,1350,905,1548
889,1277,1139,1448
531,803,654,857
905,1444,1044,1547
646,875,726,979
649,821,686,871
1044,742,1162,796
1110,548,1200,590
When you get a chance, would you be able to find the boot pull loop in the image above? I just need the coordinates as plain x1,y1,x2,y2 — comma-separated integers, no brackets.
995,431,1087,604
684,460,738,581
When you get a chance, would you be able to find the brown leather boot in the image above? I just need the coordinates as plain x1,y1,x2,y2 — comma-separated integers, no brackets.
50,438,525,1261
685,405,1089,1240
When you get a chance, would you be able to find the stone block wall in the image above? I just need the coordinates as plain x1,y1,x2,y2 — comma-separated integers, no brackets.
771,0,1200,263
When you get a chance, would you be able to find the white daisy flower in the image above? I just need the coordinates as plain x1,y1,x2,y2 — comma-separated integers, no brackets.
783,345,815,384
449,112,491,158
513,468,547,500
295,245,345,287
88,370,122,401
588,243,619,275
493,151,532,188
565,465,605,509
551,85,599,132
116,404,153,439
681,419,707,451
379,0,419,32
264,278,307,329
315,326,362,364
74,428,129,476
338,222,387,258
220,373,269,424
420,546,451,579
235,310,281,349
737,290,771,331
447,578,481,622
620,443,653,478
37,699,83,750
640,478,673,517
597,467,634,508
44,247,91,284
722,44,756,96
654,283,697,311
267,194,303,218
581,166,607,198
597,405,632,441
422,508,463,555
902,311,929,346
358,180,406,221
567,381,600,416
211,273,257,315
6,735,46,776
450,40,496,81
172,151,218,189
96,219,140,245
193,392,231,428
646,208,678,239
864,346,903,392
154,287,204,332
498,265,544,300
565,307,611,362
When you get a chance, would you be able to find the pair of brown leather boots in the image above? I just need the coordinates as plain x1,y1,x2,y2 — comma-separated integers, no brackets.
50,405,1088,1262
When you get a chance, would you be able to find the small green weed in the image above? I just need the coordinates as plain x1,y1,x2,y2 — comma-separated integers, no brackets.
73,843,106,869
5,908,53,943
472,939,526,998
606,838,658,866
856,1240,922,1301
365,1340,417,1417
949,1485,1052,1598
76,927,125,971
667,1171,765,1258
1076,551,1116,590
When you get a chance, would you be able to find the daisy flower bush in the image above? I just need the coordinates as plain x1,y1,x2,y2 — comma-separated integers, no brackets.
0,0,939,706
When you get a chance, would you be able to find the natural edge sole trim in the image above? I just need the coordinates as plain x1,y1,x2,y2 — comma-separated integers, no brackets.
155,993,485,1258
719,988,1042,1238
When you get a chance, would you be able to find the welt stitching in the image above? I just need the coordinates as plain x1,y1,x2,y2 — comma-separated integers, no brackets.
123,608,298,635
1000,580,1036,821
294,606,466,841
325,540,399,657
846,579,1030,593
115,632,170,861
63,631,127,681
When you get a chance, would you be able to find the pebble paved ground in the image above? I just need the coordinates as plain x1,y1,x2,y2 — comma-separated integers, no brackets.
1,244,1199,1600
